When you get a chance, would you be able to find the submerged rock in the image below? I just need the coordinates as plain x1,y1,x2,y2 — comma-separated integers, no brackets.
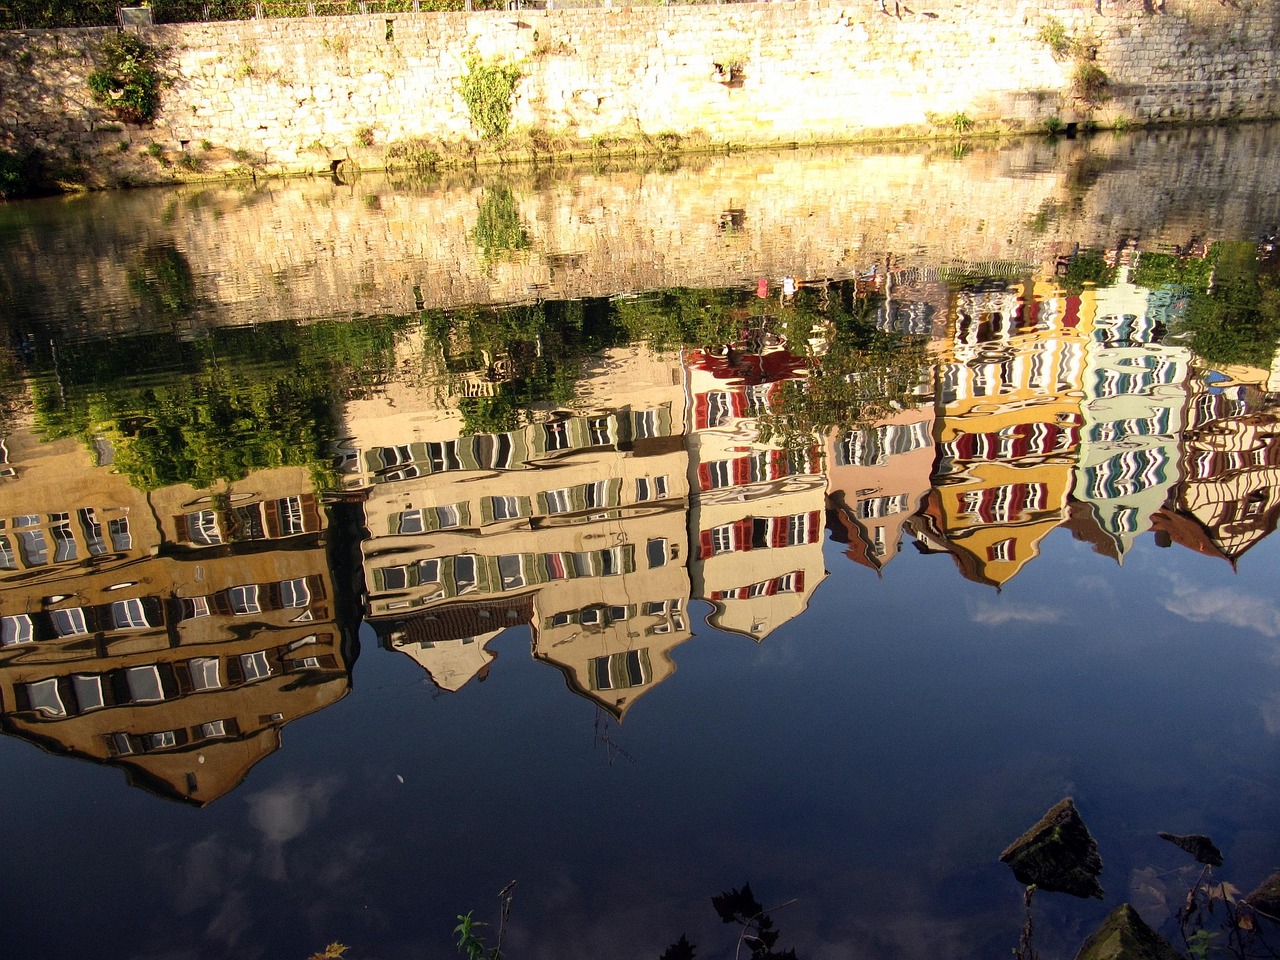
1074,904,1184,960
1000,798,1104,899
1243,869,1280,918
1157,832,1224,867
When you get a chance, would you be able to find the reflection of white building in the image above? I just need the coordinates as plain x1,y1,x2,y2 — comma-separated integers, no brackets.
1075,343,1191,559
344,344,697,717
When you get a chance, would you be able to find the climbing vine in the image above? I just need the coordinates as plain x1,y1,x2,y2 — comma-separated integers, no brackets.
86,33,163,124
457,55,523,140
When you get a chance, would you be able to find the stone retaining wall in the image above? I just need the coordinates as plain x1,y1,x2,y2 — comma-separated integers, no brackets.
0,0,1277,184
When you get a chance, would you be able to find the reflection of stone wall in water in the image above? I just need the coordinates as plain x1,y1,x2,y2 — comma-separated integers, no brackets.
5,127,1280,338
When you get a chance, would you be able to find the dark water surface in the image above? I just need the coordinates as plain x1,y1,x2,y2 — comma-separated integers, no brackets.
1,128,1279,960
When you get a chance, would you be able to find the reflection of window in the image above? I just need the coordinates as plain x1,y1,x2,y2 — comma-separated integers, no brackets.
288,656,321,671
72,674,105,712
17,529,47,566
280,578,311,608
181,597,211,620
396,509,425,534
50,518,77,562
201,720,228,739
0,535,14,569
633,410,659,440
544,421,571,451
453,555,477,593
381,566,408,590
147,731,177,750
588,418,611,446
240,651,271,682
108,516,131,551
589,649,650,691
436,503,463,529
125,665,165,703
13,515,37,528
706,392,732,428
491,496,521,520
544,489,571,514
188,657,221,691
111,598,151,630
987,538,1015,563
51,607,88,637
185,512,222,547
647,538,668,569
498,554,525,590
229,585,261,615
277,496,306,535
419,558,441,584
24,678,66,717
1,614,34,646
711,525,735,555
79,508,107,556
636,476,670,501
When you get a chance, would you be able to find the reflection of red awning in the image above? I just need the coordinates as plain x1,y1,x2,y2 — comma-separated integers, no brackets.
687,346,810,384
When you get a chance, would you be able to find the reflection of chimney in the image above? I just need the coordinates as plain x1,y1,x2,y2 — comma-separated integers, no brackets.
1154,530,1172,548
477,663,491,682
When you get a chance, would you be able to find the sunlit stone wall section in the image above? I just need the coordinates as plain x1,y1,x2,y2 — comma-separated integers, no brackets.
0,0,1277,176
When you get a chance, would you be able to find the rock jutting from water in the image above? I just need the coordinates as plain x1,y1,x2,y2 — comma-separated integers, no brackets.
1073,904,1184,960
1000,797,1104,899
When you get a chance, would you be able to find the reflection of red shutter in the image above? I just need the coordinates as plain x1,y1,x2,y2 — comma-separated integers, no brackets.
698,464,711,491
731,391,746,418
808,511,820,544
737,518,753,551
771,518,787,549
694,394,709,430
700,529,714,559
734,458,749,486
794,571,805,593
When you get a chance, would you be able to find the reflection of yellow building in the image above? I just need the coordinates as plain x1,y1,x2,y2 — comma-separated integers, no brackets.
352,344,696,718
925,280,1089,587
0,426,352,805
684,351,828,640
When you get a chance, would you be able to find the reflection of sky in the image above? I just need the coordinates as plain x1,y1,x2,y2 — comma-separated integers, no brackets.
1,526,1278,960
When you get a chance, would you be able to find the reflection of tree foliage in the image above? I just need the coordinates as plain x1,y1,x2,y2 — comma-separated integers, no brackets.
1137,242,1280,368
424,297,623,435
126,242,198,322
759,325,931,450
612,287,743,348
472,184,530,262
29,316,411,489
1060,248,1117,293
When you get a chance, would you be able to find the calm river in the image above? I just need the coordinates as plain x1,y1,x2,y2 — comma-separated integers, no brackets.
1,125,1279,960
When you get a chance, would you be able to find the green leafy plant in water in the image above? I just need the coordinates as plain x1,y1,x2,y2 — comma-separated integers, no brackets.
950,112,973,133
457,54,523,140
1043,115,1064,135
454,912,491,960
86,33,162,124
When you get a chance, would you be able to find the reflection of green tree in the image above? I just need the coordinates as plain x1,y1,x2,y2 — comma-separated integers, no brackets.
126,243,199,321
30,316,410,490
472,184,530,262
426,297,623,435
1136,243,1280,368
1060,249,1117,293
612,288,742,348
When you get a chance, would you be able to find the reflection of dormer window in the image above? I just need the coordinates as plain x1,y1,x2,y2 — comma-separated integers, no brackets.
589,649,650,691
79,509,107,556
588,417,611,446
633,409,659,440
108,516,131,552
544,421,571,451
17,529,47,566
50,519,77,563
277,496,307,536
0,535,16,570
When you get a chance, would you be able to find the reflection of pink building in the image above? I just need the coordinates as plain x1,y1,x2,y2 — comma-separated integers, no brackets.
824,407,936,573
684,347,828,642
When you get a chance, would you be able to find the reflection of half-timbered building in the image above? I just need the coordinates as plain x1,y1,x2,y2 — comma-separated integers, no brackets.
1167,386,1280,564
0,427,351,805
353,345,696,718
684,347,827,640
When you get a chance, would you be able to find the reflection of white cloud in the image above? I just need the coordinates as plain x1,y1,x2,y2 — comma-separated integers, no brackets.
1163,574,1280,638
1261,695,1280,735
246,776,342,880
971,603,1062,626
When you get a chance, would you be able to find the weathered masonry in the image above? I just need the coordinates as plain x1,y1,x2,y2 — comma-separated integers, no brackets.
0,0,1278,181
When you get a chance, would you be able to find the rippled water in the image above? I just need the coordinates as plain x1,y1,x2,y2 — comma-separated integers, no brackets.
1,128,1279,960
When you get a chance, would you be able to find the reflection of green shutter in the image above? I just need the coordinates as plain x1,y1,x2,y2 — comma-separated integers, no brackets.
605,477,622,507
480,498,496,525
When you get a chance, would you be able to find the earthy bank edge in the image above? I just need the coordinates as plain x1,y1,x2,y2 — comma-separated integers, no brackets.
1,0,1278,195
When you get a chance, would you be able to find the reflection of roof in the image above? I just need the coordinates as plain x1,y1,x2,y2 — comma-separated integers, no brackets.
686,346,809,385
1062,498,1122,564
374,595,535,645
1149,507,1233,566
